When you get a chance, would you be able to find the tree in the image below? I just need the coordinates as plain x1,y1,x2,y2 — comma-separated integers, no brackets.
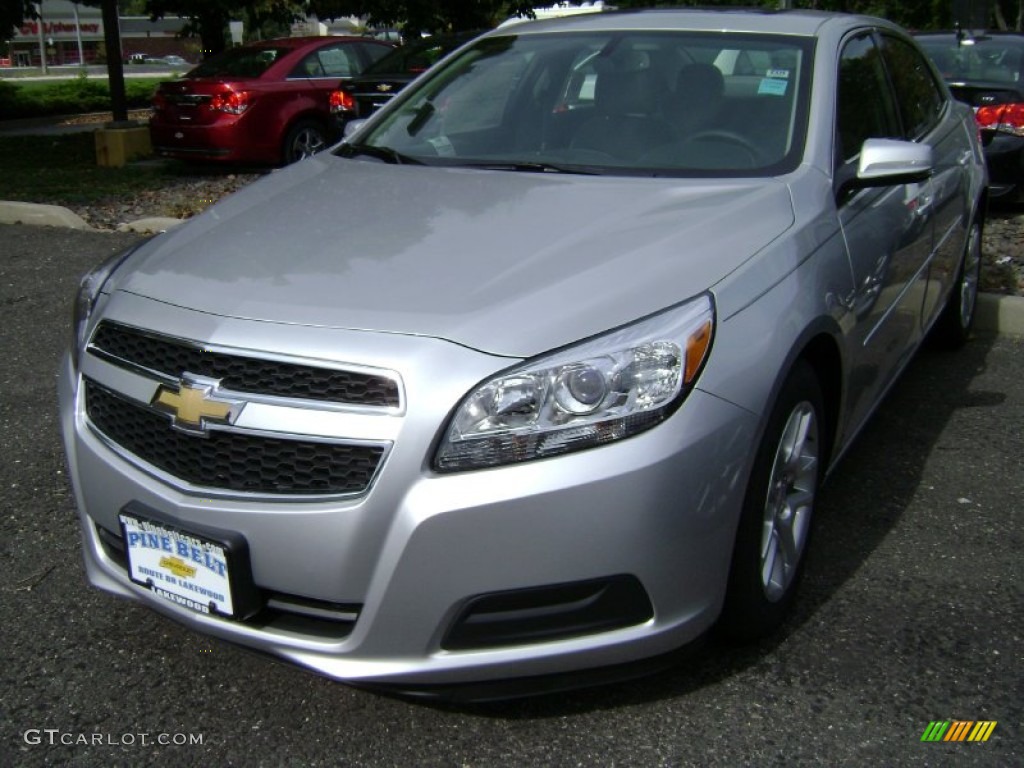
306,0,535,35
2,0,37,40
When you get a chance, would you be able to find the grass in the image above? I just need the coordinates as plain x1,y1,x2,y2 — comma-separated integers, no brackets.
0,133,180,205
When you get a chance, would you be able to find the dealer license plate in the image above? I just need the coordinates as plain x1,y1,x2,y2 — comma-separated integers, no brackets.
119,512,235,617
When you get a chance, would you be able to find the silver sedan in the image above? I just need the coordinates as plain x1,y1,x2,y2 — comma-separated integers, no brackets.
60,9,986,695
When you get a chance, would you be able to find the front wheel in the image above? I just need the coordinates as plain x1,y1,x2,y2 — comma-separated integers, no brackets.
283,119,329,165
718,361,824,642
933,219,982,348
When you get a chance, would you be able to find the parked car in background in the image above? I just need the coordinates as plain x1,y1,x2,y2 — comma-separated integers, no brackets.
330,33,478,126
161,55,189,68
64,10,986,696
149,36,393,166
917,32,1024,200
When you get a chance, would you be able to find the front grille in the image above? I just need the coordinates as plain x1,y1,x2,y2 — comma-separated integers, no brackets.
85,381,385,495
89,321,400,407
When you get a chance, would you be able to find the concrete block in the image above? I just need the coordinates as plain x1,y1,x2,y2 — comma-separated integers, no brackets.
0,200,92,229
95,124,152,168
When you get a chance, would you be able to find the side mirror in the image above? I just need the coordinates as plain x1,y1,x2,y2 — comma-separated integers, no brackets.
836,138,934,202
342,119,368,140
857,138,933,183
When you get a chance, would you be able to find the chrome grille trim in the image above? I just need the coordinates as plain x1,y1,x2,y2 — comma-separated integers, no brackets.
87,321,404,412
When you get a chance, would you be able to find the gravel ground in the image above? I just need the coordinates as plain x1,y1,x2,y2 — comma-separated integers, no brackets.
67,161,1024,297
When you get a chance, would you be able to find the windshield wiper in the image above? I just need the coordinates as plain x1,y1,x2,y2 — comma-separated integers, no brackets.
339,143,423,165
459,161,600,175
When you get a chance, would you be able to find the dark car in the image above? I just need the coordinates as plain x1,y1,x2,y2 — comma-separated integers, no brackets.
150,36,393,166
917,32,1024,200
329,34,477,125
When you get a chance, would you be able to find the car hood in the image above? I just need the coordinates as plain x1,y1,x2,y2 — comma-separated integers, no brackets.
115,156,794,357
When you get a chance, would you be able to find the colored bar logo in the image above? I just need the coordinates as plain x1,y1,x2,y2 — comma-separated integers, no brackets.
921,721,997,742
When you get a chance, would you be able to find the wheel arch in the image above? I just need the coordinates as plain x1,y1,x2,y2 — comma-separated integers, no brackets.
796,332,843,472
280,112,335,162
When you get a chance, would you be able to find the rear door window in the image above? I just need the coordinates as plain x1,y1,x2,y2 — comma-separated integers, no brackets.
291,44,361,79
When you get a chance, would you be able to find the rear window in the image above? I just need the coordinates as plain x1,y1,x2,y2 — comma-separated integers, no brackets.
918,37,1024,84
364,39,465,76
189,47,286,79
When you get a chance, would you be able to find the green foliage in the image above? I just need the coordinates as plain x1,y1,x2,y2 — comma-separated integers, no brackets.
0,133,176,206
0,77,162,120
306,0,535,34
1,0,36,40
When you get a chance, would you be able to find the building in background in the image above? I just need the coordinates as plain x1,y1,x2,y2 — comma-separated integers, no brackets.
4,1,192,66
3,2,370,68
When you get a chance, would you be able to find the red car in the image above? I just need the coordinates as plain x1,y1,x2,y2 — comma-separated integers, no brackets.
150,37,393,165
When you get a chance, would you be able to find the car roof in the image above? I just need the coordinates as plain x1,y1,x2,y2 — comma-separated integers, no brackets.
485,8,897,38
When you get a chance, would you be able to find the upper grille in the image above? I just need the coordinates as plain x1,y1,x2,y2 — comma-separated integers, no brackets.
86,382,385,496
89,322,400,408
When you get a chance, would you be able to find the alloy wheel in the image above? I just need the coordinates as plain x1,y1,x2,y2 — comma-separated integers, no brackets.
760,401,819,602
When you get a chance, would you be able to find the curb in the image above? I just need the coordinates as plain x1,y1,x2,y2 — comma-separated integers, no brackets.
0,199,1021,337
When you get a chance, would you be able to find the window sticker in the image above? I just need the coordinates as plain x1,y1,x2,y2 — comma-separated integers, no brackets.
766,68,790,79
758,78,789,96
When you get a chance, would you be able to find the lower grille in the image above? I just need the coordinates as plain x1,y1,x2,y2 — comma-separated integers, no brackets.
85,381,385,496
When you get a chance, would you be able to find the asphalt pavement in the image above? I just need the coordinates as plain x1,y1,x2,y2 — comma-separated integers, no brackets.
1,223,1020,766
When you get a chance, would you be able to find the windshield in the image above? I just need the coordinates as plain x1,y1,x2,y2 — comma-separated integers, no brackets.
339,31,813,176
917,36,1024,84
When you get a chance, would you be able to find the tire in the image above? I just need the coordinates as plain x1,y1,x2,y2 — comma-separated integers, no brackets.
282,119,329,165
718,360,824,642
932,219,982,348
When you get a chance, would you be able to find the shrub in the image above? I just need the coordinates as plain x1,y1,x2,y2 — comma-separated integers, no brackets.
0,75,162,120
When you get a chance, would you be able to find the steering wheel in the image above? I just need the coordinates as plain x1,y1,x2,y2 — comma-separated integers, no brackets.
683,130,762,166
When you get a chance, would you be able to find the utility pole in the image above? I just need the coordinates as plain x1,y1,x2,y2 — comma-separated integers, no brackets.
35,2,47,74
73,1,86,68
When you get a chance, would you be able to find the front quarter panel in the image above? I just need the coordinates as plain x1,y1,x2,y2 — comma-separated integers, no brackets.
698,169,853,440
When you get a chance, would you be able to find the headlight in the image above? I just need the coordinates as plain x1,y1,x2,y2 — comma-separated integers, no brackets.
434,294,714,472
70,242,145,370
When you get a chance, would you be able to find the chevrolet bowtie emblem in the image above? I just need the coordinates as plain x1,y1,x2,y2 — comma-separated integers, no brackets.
376,83,393,92
151,379,244,436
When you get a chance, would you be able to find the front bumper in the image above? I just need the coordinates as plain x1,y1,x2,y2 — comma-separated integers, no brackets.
58,298,756,687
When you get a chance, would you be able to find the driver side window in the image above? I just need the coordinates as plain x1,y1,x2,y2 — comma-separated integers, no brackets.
836,33,901,166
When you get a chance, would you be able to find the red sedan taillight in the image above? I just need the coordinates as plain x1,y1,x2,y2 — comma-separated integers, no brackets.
329,89,355,114
975,103,1024,137
209,89,251,115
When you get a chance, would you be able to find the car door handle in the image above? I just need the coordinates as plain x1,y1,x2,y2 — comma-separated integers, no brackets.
913,192,934,218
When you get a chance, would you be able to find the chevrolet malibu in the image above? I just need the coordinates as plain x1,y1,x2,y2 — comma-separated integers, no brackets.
61,9,986,696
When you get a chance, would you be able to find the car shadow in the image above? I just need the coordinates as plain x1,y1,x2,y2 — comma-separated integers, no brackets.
419,331,1003,718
